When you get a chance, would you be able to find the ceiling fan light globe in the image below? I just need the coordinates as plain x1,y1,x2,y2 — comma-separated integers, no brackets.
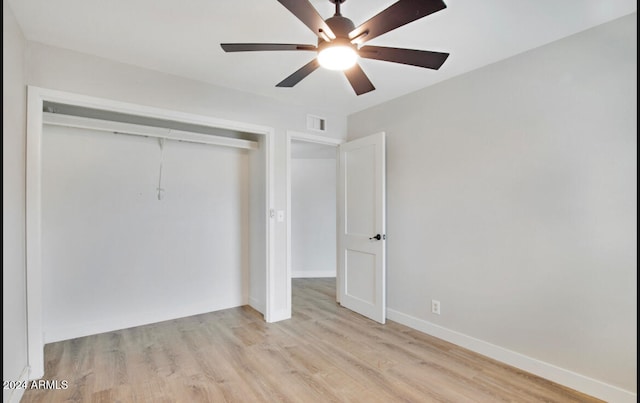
318,46,358,71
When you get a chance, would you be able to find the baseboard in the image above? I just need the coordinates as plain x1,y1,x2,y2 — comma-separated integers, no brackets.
291,270,336,278
248,296,265,315
6,365,29,403
266,309,291,323
44,298,246,343
386,308,636,403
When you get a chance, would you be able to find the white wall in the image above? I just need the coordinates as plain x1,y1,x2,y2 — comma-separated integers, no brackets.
41,125,251,341
348,13,637,401
24,41,348,324
3,0,30,401
291,158,336,278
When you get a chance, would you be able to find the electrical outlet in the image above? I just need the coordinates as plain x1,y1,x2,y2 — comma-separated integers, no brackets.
431,299,441,315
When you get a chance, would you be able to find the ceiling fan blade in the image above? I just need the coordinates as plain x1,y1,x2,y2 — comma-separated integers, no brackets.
359,46,449,69
277,0,336,41
349,0,446,45
221,43,316,52
276,59,321,88
344,64,375,95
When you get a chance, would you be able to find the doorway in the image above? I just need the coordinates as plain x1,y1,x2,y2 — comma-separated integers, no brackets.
286,132,343,313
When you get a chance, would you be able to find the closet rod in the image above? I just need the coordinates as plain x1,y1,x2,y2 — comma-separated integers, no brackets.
42,112,259,150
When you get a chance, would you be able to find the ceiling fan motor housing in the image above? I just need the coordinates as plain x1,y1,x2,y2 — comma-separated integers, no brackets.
318,15,357,53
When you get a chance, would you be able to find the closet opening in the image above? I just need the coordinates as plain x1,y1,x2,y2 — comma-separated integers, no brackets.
26,87,274,378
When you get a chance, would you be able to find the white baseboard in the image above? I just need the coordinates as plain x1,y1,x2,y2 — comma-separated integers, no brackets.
291,270,336,278
6,365,30,403
44,298,246,343
386,308,636,403
248,297,265,315
266,309,291,323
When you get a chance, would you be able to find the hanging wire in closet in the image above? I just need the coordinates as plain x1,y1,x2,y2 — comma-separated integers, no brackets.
157,138,165,200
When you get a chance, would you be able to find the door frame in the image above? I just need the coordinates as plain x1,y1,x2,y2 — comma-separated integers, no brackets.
25,86,275,378
285,131,343,314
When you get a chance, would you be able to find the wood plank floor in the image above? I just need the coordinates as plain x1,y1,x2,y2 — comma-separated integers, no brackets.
21,278,602,402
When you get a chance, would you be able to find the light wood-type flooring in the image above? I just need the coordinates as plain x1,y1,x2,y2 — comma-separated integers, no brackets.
21,278,602,402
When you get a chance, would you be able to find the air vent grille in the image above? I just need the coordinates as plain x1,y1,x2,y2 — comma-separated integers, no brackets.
306,115,326,132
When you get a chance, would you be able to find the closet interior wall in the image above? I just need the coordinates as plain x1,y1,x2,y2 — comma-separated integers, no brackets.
40,107,266,343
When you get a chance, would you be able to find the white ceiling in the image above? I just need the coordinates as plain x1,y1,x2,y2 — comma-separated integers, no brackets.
8,0,636,115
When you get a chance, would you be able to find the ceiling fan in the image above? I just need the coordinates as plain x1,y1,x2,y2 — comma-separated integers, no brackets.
221,0,449,95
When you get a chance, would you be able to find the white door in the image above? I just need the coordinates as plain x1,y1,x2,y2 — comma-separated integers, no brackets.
338,132,386,323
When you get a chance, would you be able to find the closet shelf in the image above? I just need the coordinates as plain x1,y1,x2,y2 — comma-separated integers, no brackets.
43,112,259,150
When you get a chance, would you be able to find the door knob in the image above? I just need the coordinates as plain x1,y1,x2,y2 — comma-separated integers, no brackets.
369,234,382,240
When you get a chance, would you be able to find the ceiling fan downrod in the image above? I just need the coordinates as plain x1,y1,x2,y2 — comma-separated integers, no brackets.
330,0,347,16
